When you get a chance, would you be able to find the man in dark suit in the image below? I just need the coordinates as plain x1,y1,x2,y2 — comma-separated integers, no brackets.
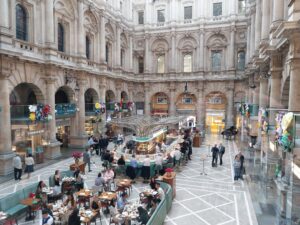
211,144,219,167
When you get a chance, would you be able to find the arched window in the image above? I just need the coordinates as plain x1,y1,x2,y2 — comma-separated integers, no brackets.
237,51,246,70
138,57,144,74
105,43,109,63
86,36,90,59
211,50,222,71
58,23,65,52
121,49,125,67
183,54,192,72
157,55,165,73
16,4,28,41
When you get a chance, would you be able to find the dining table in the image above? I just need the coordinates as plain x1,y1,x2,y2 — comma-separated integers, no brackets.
20,198,41,221
98,192,118,214
76,189,93,207
51,202,70,224
115,179,132,195
79,208,99,225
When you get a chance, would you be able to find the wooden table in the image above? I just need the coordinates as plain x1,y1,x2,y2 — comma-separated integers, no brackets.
99,192,117,201
163,172,176,199
116,179,132,195
70,161,85,173
76,189,92,207
80,210,98,224
20,198,41,221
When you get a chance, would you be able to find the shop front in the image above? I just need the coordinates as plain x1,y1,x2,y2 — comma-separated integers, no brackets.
56,118,71,148
151,92,169,117
206,110,225,134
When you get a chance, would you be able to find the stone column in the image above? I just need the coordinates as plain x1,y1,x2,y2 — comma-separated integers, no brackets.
169,87,176,116
144,84,151,116
0,0,9,29
288,58,300,112
246,25,251,63
255,0,262,51
261,0,270,40
116,26,121,68
250,10,256,57
100,14,106,66
228,26,236,69
272,0,284,25
77,0,85,58
44,76,61,159
269,69,282,125
144,35,150,73
0,71,14,175
45,0,54,46
226,86,234,128
259,77,269,108
196,87,205,130
99,84,107,132
129,35,133,71
170,33,176,72
199,30,204,70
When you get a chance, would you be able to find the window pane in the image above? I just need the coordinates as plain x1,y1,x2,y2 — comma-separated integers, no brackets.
121,50,125,67
213,2,222,16
138,11,144,24
183,54,192,72
211,51,222,71
16,4,28,41
105,44,109,63
58,23,64,52
138,57,144,73
184,6,192,20
238,0,246,14
86,36,90,59
237,51,246,70
157,10,165,23
157,55,165,73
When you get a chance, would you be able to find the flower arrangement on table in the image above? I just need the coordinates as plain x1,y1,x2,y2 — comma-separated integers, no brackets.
72,151,83,164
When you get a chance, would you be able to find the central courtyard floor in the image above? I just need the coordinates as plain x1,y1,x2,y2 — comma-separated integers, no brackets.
0,135,259,225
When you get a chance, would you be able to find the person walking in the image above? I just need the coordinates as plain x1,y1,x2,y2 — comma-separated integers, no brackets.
233,155,241,181
219,143,225,165
83,148,92,172
24,153,34,179
238,151,245,180
13,153,22,180
211,144,219,167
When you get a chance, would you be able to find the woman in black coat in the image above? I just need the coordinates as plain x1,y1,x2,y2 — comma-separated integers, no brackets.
68,208,81,225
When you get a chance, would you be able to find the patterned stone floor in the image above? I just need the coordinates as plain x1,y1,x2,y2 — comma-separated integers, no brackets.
0,135,259,225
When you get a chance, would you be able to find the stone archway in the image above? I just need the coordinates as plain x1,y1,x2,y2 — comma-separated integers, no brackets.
151,92,169,116
55,86,75,104
205,92,227,134
85,88,99,112
176,92,197,127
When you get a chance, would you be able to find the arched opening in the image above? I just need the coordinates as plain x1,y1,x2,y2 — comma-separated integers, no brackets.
55,90,69,104
85,88,99,113
134,92,145,115
106,90,116,111
176,93,197,127
16,4,28,41
10,83,46,156
151,92,169,116
205,92,227,134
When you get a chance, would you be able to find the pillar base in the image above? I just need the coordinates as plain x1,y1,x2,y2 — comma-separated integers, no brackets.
69,135,89,150
44,141,62,159
0,152,15,175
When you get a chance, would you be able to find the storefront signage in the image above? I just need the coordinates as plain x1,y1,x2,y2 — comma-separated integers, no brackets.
27,130,44,136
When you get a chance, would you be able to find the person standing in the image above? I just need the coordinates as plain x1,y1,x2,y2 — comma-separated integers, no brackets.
219,143,225,165
211,144,219,167
233,155,241,181
24,153,34,179
13,153,22,180
83,148,92,172
238,151,245,180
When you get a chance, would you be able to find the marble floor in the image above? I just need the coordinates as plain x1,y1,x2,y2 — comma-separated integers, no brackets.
0,135,259,225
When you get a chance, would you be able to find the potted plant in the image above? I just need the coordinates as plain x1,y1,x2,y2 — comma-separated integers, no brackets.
72,151,82,164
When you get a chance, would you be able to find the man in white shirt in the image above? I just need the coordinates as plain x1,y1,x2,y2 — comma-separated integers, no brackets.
155,183,165,200
13,154,22,180
155,154,163,175
142,155,151,182
143,155,151,167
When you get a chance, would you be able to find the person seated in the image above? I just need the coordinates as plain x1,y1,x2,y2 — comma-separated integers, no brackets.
149,177,157,190
137,206,150,225
165,153,173,164
94,172,106,191
36,180,47,200
117,155,126,166
149,199,159,216
103,168,115,190
108,152,114,164
145,195,153,211
54,170,60,186
117,192,128,212
74,168,84,191
42,209,54,225
90,194,100,211
64,193,76,210
68,208,81,225
108,201,124,224
155,183,165,200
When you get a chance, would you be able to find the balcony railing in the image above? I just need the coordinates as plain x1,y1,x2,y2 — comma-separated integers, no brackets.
55,103,76,117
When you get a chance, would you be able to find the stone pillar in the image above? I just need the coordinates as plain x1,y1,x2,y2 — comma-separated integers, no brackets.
288,58,300,112
170,33,176,72
246,24,251,63
199,30,204,70
196,87,205,130
45,0,55,46
0,0,9,29
0,71,14,175
253,85,260,105
259,77,269,108
116,26,121,68
272,0,284,25
269,68,282,125
144,36,150,73
250,10,256,57
77,0,85,58
226,86,234,128
261,0,270,40
144,84,151,116
255,0,262,51
44,76,61,159
169,87,176,116
99,84,107,132
100,14,106,66
228,27,235,69
129,35,133,71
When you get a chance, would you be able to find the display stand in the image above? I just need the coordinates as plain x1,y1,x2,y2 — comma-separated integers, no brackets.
200,154,207,175
162,172,176,199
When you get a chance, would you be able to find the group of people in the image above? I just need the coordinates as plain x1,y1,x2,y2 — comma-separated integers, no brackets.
12,153,35,181
211,143,226,167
